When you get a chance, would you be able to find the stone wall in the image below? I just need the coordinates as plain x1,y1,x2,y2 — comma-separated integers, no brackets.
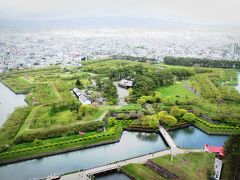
146,160,179,180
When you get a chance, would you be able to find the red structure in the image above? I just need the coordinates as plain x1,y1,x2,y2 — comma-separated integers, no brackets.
204,144,224,157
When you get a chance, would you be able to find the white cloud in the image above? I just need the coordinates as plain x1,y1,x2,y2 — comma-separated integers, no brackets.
0,0,239,24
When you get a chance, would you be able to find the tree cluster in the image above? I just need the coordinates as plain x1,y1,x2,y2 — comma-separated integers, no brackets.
224,134,240,180
164,56,240,69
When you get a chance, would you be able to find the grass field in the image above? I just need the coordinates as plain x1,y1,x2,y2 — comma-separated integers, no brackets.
152,152,214,179
157,81,195,103
17,105,110,135
121,164,165,180
30,108,77,128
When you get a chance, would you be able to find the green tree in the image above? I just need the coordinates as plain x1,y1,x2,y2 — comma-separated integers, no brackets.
149,116,159,128
157,111,177,126
170,106,187,119
164,115,177,126
76,79,83,88
182,113,197,123
108,117,117,126
70,102,80,113
34,139,42,145
102,80,118,104
157,111,168,124
224,134,240,180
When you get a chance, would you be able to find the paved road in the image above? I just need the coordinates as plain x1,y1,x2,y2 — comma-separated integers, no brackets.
113,82,129,105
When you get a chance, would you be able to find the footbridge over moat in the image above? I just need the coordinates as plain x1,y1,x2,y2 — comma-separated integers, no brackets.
60,125,204,180
158,125,177,148
60,148,204,180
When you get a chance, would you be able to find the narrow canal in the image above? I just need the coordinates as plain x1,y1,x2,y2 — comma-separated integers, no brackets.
169,126,228,148
0,131,167,180
0,81,26,126
0,126,229,180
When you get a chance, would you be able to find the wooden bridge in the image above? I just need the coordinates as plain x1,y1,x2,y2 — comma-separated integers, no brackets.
158,125,177,148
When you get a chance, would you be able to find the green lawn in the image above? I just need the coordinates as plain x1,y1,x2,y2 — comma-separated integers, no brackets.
121,164,165,180
157,81,195,103
25,83,59,105
152,152,214,180
1,76,32,94
18,105,110,134
30,108,77,128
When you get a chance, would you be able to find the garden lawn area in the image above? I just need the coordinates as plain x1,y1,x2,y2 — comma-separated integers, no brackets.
152,152,214,180
157,81,195,102
1,76,32,93
121,164,165,180
30,108,77,129
25,83,60,105
18,105,111,135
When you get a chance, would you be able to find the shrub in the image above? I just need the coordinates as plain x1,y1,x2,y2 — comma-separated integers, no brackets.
34,139,43,145
108,117,117,126
183,113,197,123
170,106,187,119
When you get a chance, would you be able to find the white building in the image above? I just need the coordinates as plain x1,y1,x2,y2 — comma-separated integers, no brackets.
73,88,92,105
118,79,133,88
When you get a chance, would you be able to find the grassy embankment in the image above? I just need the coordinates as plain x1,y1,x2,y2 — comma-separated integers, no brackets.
122,152,215,180
157,80,240,134
122,164,165,180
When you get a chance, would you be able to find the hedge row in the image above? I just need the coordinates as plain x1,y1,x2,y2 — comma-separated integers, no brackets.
0,121,134,157
14,121,104,143
196,118,240,130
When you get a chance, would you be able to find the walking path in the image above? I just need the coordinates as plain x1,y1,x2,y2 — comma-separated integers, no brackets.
113,82,129,105
59,126,206,180
60,148,204,180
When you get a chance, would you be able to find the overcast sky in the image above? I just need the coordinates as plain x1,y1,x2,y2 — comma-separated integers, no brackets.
0,0,240,25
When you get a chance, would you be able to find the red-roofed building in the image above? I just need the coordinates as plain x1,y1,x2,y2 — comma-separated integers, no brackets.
204,144,224,157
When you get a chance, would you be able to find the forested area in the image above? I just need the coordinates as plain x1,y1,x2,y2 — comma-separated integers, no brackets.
164,56,240,68
223,134,240,180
